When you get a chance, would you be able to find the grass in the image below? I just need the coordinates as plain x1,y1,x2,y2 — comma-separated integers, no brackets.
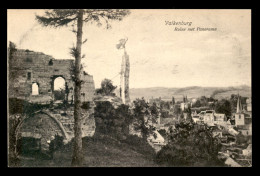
13,134,162,167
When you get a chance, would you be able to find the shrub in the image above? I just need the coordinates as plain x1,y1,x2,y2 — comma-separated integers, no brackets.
155,121,226,167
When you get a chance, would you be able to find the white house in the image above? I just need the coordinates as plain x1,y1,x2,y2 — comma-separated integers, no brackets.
242,144,252,156
148,130,165,145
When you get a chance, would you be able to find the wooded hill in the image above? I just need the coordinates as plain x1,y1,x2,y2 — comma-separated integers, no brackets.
115,85,251,102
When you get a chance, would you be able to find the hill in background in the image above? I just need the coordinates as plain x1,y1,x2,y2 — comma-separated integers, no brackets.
115,85,251,102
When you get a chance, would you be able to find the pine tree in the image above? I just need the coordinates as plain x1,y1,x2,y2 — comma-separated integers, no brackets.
36,9,130,166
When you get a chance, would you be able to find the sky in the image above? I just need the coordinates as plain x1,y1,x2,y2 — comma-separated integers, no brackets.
7,9,251,89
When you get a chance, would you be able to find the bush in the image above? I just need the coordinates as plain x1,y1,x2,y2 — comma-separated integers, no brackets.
94,101,132,138
53,90,65,100
49,135,64,158
155,121,225,167
9,98,51,115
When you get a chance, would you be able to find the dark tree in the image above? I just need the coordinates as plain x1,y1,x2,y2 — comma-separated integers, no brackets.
94,102,133,138
192,100,201,108
173,104,181,117
36,9,130,166
172,96,175,105
156,121,225,167
214,99,232,117
96,78,117,96
132,98,158,139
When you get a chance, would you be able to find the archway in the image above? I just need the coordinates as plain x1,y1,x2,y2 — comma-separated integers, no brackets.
32,82,39,95
54,77,65,91
53,76,66,101
16,111,68,153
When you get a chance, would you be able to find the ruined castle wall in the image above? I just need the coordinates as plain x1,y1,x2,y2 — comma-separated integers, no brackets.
81,74,95,102
19,113,64,150
9,49,95,103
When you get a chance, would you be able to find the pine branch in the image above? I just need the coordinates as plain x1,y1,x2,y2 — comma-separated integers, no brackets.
36,9,78,28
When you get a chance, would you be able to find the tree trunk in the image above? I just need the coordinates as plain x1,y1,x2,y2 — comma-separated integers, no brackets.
71,9,84,167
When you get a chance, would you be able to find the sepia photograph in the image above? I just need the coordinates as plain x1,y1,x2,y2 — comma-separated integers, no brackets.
7,9,251,167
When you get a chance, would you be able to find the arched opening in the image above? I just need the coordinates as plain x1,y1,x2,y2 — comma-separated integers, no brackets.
32,83,39,95
53,77,66,101
16,112,67,155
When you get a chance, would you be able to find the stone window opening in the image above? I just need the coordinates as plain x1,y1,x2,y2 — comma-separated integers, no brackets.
48,59,53,66
32,82,39,95
27,72,31,80
26,57,32,62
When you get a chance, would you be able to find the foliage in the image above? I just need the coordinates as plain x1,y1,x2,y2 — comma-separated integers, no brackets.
8,41,17,60
173,104,181,115
94,101,132,138
9,98,51,115
214,99,232,117
53,90,66,100
96,78,117,96
172,97,175,105
156,120,225,167
36,9,130,29
132,98,159,139
192,100,201,108
8,114,23,165
236,133,251,145
49,135,65,154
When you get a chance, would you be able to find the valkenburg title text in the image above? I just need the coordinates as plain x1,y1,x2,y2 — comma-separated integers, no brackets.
165,21,217,31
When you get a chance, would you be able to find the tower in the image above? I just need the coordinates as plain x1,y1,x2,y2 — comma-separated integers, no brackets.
235,94,245,126
236,94,243,113
117,38,130,105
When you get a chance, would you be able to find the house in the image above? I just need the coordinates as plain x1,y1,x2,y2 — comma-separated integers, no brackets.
212,126,223,138
192,115,202,123
224,157,241,167
237,124,252,136
242,144,252,156
214,113,226,122
147,130,165,145
228,128,239,136
203,113,215,126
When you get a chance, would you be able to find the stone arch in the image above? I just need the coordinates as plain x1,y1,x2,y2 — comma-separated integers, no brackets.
51,75,69,101
51,75,67,92
15,110,69,151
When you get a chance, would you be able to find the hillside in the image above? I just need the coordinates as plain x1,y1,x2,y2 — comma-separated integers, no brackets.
115,85,251,102
16,135,161,167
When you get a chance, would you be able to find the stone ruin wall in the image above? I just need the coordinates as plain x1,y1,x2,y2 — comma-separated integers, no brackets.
12,110,95,151
8,49,95,103
8,49,96,150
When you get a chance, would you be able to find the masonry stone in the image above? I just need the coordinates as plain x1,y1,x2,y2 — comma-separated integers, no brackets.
9,49,96,151
9,49,95,103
